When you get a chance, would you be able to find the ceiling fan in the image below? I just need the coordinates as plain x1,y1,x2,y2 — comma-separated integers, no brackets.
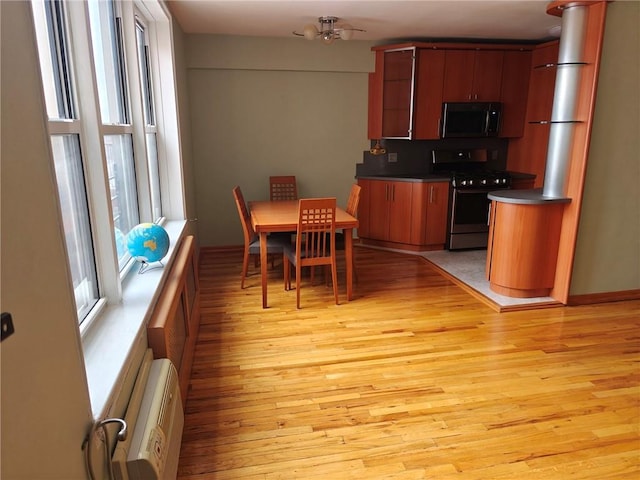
293,16,366,44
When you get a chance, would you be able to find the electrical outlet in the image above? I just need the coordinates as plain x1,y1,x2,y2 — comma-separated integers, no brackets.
388,152,398,163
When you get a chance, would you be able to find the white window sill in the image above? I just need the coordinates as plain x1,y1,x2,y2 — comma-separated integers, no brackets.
81,220,187,418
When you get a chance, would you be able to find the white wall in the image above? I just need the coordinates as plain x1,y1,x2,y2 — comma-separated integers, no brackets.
185,35,374,246
172,15,198,241
0,1,92,477
571,0,640,295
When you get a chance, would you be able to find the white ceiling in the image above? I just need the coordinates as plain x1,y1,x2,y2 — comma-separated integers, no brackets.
165,0,563,44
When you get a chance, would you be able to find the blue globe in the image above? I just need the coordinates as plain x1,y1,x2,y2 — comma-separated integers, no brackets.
126,223,170,264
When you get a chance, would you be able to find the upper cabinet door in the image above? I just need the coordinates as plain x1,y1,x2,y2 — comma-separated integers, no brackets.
442,50,475,101
381,48,416,139
443,50,504,102
472,50,504,101
413,49,446,140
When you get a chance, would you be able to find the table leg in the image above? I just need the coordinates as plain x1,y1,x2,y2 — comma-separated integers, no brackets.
344,229,354,301
260,232,268,308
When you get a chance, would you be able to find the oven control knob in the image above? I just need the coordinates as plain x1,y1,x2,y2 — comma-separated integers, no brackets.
468,179,473,186
480,179,487,185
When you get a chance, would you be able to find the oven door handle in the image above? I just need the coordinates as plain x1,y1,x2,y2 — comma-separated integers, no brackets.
453,188,500,195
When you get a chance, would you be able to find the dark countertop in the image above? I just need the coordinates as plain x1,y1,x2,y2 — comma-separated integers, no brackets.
356,171,536,183
488,188,571,205
355,174,452,183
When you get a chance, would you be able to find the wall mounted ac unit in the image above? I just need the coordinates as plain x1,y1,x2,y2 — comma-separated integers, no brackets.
112,354,184,480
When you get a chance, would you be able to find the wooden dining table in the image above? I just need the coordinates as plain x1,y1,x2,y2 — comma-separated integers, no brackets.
249,199,359,308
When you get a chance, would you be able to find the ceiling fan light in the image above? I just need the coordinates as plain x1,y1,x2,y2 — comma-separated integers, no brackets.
303,24,318,40
322,31,335,45
340,24,354,40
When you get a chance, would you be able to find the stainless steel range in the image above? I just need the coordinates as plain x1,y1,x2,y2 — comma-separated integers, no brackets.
432,150,511,250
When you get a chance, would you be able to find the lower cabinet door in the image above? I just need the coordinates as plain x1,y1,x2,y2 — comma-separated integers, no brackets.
425,182,449,246
387,181,413,244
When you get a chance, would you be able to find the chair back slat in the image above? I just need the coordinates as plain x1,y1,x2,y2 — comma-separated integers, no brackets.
269,175,298,201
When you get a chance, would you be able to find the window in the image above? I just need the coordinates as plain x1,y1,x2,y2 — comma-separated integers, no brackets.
31,0,177,325
32,0,99,320
135,16,162,220
88,0,141,271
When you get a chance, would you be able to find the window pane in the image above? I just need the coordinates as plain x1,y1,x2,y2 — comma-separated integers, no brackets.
146,133,162,220
88,0,128,124
50,135,99,321
135,20,154,126
136,17,162,221
32,0,75,120
104,134,139,270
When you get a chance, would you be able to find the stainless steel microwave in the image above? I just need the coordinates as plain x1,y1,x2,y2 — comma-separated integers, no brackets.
441,102,502,138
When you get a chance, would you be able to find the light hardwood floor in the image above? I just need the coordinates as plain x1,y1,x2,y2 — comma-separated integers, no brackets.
178,246,640,479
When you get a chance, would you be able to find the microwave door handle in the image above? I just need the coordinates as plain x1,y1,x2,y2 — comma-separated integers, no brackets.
484,111,491,136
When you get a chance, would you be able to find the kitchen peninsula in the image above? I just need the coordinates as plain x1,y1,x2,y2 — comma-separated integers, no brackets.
354,170,551,312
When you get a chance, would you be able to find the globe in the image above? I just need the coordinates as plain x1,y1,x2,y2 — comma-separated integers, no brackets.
126,223,170,266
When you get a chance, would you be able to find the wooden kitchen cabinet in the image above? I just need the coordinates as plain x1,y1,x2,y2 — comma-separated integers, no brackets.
527,42,559,123
442,50,504,102
368,179,414,243
424,182,449,246
499,50,532,138
486,200,564,298
369,46,446,140
371,48,415,139
358,179,449,250
411,181,449,246
505,40,559,186
370,43,535,140
413,49,446,140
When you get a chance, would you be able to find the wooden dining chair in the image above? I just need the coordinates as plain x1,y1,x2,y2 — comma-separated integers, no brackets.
326,184,361,283
269,175,299,243
232,186,289,289
269,175,298,201
283,198,338,309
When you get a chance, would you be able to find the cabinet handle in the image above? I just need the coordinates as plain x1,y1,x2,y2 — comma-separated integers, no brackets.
429,185,435,204
487,202,492,226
